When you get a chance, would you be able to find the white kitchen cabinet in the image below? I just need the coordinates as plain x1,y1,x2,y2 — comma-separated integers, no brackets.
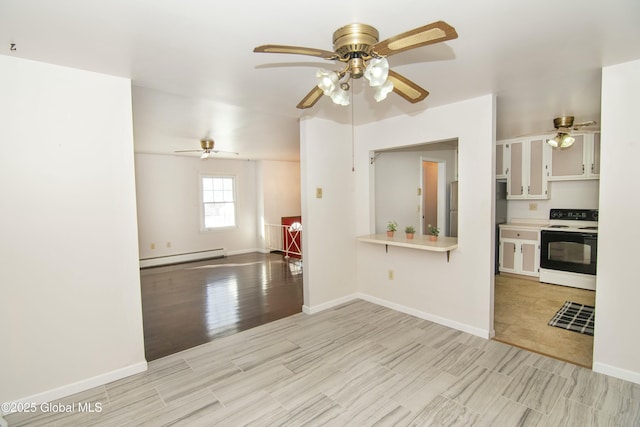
496,141,509,179
548,132,600,180
499,227,540,277
503,138,550,200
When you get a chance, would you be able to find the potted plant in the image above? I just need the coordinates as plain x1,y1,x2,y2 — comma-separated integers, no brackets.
405,225,415,239
428,224,440,241
386,220,397,237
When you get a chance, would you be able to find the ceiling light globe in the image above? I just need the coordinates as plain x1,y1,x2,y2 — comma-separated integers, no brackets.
316,69,338,95
546,136,560,148
373,80,394,102
330,87,350,106
364,57,390,87
560,134,575,148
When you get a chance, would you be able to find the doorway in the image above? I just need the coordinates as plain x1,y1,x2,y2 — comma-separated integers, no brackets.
421,159,447,235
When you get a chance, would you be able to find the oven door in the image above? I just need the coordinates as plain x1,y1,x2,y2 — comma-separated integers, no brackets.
540,230,597,275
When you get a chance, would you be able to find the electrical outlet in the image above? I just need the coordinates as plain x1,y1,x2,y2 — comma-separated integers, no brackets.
316,187,323,198
166,242,171,248
388,270,394,280
150,243,155,250
529,203,538,211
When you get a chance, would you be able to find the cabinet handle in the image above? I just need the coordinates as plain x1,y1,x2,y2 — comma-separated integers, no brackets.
582,164,585,174
505,168,509,174
521,186,523,194
528,185,530,194
591,164,594,173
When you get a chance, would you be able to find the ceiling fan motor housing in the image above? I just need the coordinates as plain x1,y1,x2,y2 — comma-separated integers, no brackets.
333,23,379,59
554,116,575,129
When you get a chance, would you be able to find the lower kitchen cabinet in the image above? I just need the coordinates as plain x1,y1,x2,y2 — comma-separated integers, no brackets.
499,227,540,277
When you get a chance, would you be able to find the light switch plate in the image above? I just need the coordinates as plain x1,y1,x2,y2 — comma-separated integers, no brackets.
316,187,323,198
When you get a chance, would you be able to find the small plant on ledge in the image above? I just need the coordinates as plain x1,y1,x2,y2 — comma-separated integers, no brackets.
386,220,398,237
428,224,440,241
405,225,416,239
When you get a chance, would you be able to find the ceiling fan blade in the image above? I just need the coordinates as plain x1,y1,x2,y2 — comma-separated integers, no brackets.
387,70,429,103
254,44,338,60
296,86,324,109
372,21,458,57
211,150,239,156
174,149,203,153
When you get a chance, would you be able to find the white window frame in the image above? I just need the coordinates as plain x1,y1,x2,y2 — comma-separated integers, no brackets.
200,174,237,231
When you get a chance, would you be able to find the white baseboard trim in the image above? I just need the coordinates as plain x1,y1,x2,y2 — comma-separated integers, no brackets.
226,248,262,257
2,361,147,415
301,292,491,339
357,293,492,339
302,294,359,314
140,249,226,268
593,362,640,385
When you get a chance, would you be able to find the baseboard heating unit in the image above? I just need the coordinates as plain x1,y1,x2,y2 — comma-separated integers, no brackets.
139,248,226,268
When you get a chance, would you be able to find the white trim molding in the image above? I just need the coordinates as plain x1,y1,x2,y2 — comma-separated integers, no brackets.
593,362,640,386
3,361,147,415
301,292,491,339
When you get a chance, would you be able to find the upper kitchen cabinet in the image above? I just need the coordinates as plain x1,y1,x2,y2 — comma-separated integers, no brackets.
496,141,509,179
503,138,550,200
549,132,600,180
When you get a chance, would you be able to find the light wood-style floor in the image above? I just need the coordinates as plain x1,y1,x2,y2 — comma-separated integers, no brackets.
7,299,640,426
494,274,596,368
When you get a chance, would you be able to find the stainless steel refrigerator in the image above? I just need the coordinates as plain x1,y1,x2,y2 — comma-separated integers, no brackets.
449,181,458,237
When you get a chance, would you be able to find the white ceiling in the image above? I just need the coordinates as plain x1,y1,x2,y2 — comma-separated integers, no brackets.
2,0,639,161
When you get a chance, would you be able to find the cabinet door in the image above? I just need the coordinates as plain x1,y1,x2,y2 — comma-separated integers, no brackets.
591,133,600,176
499,240,517,272
551,135,586,178
496,143,509,179
521,242,539,276
508,141,524,198
527,139,547,198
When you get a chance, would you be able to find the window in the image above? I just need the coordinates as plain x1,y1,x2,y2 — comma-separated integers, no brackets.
201,175,236,229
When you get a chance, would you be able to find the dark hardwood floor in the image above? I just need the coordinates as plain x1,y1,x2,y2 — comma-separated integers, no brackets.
140,252,303,361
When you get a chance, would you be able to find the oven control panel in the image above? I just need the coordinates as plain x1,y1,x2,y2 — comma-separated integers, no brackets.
549,209,598,221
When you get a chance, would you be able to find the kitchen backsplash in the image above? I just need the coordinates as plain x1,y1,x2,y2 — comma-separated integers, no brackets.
506,180,599,221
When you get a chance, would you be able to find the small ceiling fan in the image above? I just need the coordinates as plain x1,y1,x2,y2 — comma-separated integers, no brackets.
254,21,458,109
546,116,597,149
174,138,239,158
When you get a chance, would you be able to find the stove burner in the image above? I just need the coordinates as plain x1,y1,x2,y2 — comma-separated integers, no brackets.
548,225,569,228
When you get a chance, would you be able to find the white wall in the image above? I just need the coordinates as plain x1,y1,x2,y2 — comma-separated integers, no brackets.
300,117,358,310
259,160,301,225
593,59,640,384
354,95,496,337
507,180,600,220
134,154,259,258
0,56,146,405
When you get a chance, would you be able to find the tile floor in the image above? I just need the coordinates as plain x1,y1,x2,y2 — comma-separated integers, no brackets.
6,300,640,426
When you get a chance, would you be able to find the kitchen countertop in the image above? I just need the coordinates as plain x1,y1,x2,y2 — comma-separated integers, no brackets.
499,219,549,229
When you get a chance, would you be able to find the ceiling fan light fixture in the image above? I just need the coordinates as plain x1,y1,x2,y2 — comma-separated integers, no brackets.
373,79,394,102
364,57,390,87
316,69,339,95
330,86,350,105
560,133,575,148
201,151,210,159
546,132,575,149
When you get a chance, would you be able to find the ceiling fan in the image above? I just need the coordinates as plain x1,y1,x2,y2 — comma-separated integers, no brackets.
546,116,597,149
254,21,458,109
174,138,239,158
